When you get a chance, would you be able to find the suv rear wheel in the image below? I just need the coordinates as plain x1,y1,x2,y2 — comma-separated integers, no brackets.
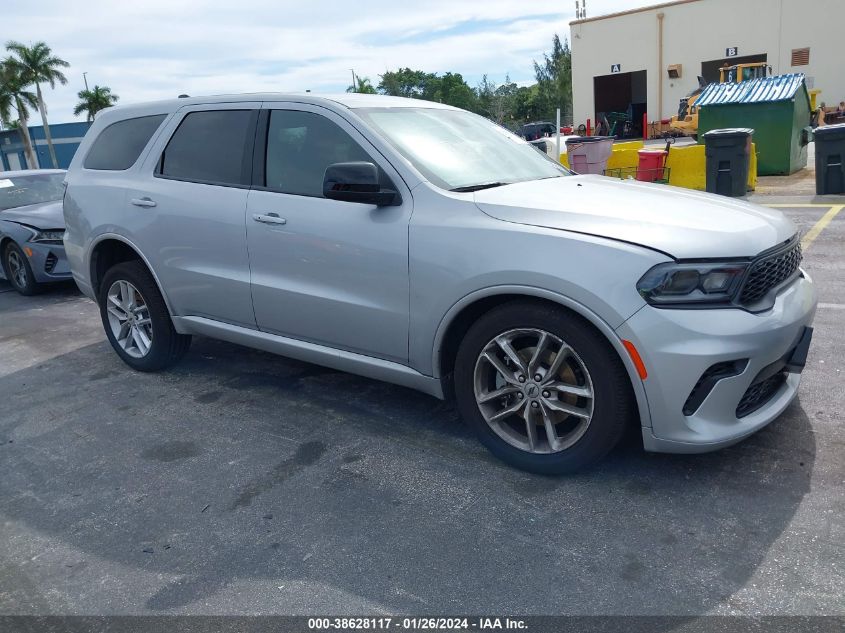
98,261,191,371
454,301,634,474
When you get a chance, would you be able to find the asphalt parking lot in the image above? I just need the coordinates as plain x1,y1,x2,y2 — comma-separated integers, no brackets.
1,200,843,616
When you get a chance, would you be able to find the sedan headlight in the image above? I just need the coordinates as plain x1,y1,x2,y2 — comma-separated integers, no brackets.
30,229,65,244
637,262,748,306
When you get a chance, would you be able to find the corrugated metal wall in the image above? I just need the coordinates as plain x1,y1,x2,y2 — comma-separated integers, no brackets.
0,122,89,171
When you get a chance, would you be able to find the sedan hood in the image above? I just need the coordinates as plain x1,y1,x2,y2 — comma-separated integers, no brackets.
473,175,795,259
0,200,65,230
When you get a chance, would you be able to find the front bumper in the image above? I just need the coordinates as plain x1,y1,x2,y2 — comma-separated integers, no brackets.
25,242,72,283
616,272,817,453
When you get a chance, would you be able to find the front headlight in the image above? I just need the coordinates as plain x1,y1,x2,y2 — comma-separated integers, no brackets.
637,262,748,306
30,229,65,244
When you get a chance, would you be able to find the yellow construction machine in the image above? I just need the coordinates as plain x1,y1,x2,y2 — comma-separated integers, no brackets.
670,62,772,137
719,62,771,83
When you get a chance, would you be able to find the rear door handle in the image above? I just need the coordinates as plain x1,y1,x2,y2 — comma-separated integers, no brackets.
130,197,157,208
252,213,287,225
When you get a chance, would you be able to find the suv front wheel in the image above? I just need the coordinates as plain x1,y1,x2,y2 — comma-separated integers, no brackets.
98,261,191,371
4,242,42,296
454,301,635,474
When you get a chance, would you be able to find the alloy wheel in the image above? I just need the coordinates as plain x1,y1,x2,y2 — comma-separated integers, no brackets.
473,328,594,454
106,280,153,358
7,249,27,289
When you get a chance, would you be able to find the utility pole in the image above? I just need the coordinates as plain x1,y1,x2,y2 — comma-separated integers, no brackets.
83,72,89,91
350,69,357,92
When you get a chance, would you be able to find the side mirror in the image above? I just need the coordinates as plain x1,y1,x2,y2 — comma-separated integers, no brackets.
323,162,399,206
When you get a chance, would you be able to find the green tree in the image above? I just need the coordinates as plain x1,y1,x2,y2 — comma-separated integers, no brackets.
431,72,477,111
476,74,520,124
377,68,433,99
475,74,497,118
346,76,377,94
533,34,572,123
512,84,543,124
378,68,478,111
5,41,69,169
0,61,39,168
73,85,119,124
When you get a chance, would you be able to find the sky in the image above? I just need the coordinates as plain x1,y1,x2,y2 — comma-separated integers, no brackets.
3,0,646,124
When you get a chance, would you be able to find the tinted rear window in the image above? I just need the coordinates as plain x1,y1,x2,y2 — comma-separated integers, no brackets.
84,115,167,170
159,110,253,186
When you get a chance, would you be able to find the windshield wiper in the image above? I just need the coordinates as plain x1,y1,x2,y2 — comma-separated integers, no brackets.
450,181,509,193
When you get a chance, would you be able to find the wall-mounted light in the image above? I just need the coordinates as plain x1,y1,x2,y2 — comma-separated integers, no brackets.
668,64,682,79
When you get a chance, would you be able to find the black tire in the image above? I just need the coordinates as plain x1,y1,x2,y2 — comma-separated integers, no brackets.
454,300,635,475
98,260,191,372
3,241,42,296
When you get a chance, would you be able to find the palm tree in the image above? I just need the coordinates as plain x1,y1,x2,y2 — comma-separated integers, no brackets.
73,85,118,124
346,76,377,94
0,61,39,169
5,41,69,169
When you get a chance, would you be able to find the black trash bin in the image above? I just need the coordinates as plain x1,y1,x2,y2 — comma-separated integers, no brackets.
814,123,845,195
703,128,753,197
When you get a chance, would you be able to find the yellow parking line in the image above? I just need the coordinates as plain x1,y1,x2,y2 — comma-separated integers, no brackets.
761,203,845,249
764,204,835,208
800,205,844,250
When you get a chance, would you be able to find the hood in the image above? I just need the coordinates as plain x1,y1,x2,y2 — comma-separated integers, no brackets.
0,200,65,231
473,175,795,259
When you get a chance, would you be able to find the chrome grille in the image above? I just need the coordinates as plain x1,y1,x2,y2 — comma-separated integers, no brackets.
739,241,802,306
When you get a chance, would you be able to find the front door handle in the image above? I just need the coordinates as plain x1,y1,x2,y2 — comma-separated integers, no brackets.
252,213,287,225
130,197,157,208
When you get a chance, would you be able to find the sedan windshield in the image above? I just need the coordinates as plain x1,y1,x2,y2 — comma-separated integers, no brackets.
356,108,567,191
0,173,65,211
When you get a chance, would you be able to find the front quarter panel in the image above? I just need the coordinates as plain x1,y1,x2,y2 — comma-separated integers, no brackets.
408,183,668,377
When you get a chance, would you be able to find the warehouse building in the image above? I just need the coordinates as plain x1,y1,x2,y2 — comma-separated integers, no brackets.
0,122,88,171
569,0,844,136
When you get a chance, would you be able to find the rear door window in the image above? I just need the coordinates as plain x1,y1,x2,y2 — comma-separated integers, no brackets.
158,110,255,186
84,114,167,170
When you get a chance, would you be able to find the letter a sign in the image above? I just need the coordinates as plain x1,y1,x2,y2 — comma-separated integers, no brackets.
611,64,622,73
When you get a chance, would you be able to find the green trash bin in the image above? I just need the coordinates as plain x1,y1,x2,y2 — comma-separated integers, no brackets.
703,128,753,197
814,123,845,195
696,74,811,175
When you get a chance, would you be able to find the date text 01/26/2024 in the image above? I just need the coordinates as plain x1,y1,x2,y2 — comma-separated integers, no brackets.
307,617,527,630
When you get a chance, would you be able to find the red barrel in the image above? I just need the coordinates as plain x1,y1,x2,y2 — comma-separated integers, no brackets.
636,149,668,182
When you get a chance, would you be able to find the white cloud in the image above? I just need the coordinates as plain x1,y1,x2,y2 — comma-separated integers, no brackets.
3,0,645,122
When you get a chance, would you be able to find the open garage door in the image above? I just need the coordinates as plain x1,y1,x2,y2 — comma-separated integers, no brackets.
593,70,647,139
701,54,767,85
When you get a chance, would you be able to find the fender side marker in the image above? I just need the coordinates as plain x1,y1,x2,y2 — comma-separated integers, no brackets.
622,340,648,380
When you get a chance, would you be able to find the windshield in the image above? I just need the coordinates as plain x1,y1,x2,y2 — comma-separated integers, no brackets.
356,108,567,191
0,173,65,211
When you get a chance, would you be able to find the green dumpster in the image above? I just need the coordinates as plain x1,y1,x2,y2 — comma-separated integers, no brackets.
696,73,812,176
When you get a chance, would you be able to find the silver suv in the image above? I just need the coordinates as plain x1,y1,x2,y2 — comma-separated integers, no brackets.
63,94,817,473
